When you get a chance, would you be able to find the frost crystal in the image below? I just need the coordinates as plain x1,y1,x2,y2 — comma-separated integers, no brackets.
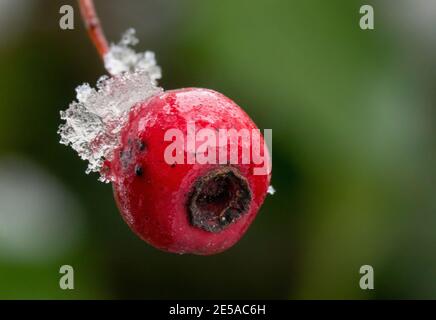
58,29,162,182
267,185,276,195
104,28,161,81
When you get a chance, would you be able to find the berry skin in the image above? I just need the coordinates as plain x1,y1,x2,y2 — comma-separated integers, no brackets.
110,88,271,255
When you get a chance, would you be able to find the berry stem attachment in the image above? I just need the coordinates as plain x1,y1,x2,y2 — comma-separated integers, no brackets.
78,0,109,60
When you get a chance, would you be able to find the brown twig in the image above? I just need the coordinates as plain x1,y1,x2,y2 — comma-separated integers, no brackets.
78,0,109,60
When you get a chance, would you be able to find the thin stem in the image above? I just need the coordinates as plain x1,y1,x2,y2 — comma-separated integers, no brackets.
78,0,109,60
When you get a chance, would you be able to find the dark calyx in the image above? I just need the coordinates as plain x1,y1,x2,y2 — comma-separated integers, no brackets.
188,167,252,233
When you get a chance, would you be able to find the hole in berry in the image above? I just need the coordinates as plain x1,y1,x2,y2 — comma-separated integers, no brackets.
188,167,251,233
135,165,143,176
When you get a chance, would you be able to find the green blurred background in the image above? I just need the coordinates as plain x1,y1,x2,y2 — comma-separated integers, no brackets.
1,0,436,299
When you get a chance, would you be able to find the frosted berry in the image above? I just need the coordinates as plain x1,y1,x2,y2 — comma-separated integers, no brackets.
110,88,271,255
58,11,273,255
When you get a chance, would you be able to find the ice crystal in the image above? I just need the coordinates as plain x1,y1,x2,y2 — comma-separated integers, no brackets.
267,185,276,195
104,28,161,81
58,29,162,182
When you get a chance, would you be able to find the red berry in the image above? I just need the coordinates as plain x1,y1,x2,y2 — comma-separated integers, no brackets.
110,88,271,255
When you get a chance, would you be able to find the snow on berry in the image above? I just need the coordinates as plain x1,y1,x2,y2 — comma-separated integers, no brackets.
267,185,276,195
58,29,162,182
104,28,161,80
